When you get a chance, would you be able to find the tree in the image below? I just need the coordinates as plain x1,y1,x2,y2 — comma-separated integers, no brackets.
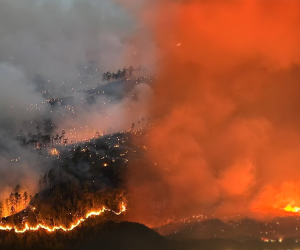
128,66,134,79
43,173,48,188
61,130,66,140
9,193,15,215
14,192,21,210
9,193,14,208
14,185,21,194
55,134,59,145
106,72,112,82
48,169,55,188
10,206,15,215
0,201,3,221
41,135,50,147
63,138,68,145
38,178,42,190
23,191,28,207
5,198,9,215
117,70,122,80
122,68,127,79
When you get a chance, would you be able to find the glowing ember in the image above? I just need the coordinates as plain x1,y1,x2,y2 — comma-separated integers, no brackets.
0,203,126,234
50,148,59,156
283,204,300,213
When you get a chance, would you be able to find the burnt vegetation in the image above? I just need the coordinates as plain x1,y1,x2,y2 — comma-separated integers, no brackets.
1,131,135,227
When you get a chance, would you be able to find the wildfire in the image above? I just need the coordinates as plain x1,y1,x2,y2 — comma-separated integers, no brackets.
0,203,126,234
283,204,300,213
50,148,59,156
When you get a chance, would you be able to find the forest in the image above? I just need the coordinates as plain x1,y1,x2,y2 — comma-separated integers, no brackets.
0,128,134,229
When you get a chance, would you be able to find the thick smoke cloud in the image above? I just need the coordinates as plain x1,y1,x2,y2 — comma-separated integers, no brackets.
124,0,300,225
0,0,135,86
0,63,44,131
0,0,148,200
0,0,139,133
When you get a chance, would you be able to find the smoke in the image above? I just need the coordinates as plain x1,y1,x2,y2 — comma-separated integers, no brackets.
51,82,154,142
0,62,47,201
0,63,44,130
123,0,300,225
0,131,51,202
0,0,136,87
0,0,152,200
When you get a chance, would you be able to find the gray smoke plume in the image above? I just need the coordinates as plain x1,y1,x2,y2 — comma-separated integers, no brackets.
0,0,153,200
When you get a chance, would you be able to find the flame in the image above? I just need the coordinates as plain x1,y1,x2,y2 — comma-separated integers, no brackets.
50,148,59,156
283,204,300,213
0,203,126,234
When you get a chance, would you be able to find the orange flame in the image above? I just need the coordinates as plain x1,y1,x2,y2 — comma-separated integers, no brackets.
0,203,126,233
49,148,59,156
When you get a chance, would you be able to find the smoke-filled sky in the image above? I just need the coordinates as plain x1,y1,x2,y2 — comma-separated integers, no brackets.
0,0,133,79
123,0,300,225
0,0,140,129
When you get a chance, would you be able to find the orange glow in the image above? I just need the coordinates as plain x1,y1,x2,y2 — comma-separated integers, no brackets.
123,0,300,225
283,204,300,213
0,203,126,233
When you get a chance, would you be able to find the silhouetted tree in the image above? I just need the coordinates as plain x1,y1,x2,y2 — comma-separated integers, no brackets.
22,191,28,207
0,201,3,221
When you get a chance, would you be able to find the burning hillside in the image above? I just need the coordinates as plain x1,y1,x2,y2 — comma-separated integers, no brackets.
0,122,159,236
3,0,300,249
0,203,126,233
